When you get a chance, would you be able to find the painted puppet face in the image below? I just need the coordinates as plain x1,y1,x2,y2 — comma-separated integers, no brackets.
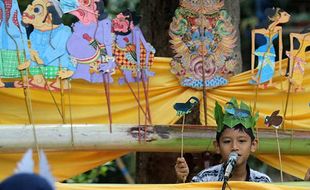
112,12,133,33
22,0,50,28
278,11,290,24
69,0,99,24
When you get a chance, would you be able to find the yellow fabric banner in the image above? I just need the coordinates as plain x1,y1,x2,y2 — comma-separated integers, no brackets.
55,182,310,190
0,151,127,181
257,155,310,180
0,56,309,181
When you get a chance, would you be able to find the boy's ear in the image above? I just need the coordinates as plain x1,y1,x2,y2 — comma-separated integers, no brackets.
213,140,220,154
250,139,258,153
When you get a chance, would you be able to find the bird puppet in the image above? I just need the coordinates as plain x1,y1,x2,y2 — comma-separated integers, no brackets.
264,110,283,129
173,96,199,116
224,102,251,118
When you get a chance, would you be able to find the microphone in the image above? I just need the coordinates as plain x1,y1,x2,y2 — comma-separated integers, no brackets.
224,151,239,182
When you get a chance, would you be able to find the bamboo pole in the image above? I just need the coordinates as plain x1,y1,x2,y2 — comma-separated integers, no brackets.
0,124,309,154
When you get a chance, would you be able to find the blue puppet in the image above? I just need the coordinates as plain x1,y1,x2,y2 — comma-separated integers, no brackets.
249,8,290,88
0,0,30,87
20,0,76,91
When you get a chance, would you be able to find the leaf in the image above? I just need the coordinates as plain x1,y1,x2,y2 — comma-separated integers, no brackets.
240,117,252,129
214,101,224,132
240,101,250,112
230,97,238,108
223,115,240,128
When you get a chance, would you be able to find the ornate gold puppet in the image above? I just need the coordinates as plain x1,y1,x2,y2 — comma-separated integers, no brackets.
249,7,290,88
19,0,76,90
286,28,310,92
169,0,237,89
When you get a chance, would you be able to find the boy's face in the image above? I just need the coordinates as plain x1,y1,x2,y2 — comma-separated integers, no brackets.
214,128,257,167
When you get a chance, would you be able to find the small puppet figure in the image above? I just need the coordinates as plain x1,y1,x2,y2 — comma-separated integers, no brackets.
174,96,199,162
112,10,156,84
0,0,30,87
264,110,284,181
249,7,290,88
285,27,310,92
264,110,283,129
20,0,76,90
0,149,55,190
60,0,116,83
174,96,199,116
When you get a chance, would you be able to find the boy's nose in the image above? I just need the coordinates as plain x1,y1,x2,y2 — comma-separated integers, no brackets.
232,141,239,151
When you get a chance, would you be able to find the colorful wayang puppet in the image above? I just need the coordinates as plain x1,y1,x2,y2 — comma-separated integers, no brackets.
169,0,237,89
112,10,156,84
20,0,75,90
60,0,116,83
249,7,290,88
0,0,30,87
285,28,310,92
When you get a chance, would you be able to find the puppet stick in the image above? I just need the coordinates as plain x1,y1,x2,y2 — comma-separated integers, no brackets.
181,114,186,158
141,71,152,125
136,69,142,141
198,13,208,126
59,72,66,124
31,43,64,121
181,113,187,183
275,129,283,182
122,72,151,124
252,29,275,140
102,73,113,133
6,25,40,160
5,27,33,125
67,80,75,147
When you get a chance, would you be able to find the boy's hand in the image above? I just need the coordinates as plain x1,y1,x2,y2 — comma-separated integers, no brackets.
305,168,310,181
175,157,189,183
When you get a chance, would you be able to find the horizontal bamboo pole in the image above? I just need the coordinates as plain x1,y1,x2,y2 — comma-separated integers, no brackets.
0,124,309,154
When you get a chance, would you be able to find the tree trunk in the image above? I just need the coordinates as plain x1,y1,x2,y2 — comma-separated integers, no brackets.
139,0,179,57
224,0,242,73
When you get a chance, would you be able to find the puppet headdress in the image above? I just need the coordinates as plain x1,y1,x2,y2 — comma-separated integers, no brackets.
59,0,79,14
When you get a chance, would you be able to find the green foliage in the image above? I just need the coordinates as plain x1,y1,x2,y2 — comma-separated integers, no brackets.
106,0,140,16
214,101,224,132
65,161,116,183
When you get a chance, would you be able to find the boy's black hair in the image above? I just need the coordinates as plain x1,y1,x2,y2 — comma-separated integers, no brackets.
216,124,255,143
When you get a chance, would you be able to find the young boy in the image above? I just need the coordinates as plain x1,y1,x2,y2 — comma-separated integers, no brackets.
175,98,271,183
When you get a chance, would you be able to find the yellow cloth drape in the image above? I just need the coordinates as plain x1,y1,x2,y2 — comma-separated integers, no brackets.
257,155,310,180
0,56,309,180
55,182,310,190
0,151,127,181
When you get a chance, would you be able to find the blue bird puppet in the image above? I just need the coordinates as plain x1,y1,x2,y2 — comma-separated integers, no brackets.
174,97,199,116
224,102,251,118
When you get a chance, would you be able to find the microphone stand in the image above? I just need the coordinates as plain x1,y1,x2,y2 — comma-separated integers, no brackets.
222,174,229,190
